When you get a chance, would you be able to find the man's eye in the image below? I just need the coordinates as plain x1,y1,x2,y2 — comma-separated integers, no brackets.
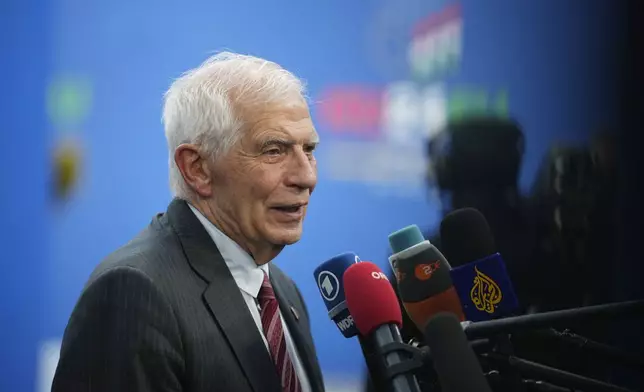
304,144,317,154
265,148,282,155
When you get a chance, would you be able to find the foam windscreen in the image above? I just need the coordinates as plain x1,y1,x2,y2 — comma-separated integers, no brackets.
424,312,492,392
440,208,495,267
343,262,403,337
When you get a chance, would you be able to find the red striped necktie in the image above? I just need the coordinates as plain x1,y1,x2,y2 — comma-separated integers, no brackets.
258,272,302,392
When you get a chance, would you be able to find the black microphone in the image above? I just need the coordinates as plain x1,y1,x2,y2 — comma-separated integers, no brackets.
423,312,493,392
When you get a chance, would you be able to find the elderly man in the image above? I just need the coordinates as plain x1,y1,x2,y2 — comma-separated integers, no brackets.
52,52,325,392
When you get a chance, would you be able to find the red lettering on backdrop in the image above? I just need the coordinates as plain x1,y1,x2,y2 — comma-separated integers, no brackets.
412,2,461,37
317,86,383,134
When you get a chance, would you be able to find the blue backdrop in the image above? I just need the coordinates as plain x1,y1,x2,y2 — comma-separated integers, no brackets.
1,0,622,390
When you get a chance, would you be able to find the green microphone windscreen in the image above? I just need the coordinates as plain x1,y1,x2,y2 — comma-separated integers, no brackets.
388,225,425,254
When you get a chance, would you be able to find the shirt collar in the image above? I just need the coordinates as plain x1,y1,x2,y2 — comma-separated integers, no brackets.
188,203,268,298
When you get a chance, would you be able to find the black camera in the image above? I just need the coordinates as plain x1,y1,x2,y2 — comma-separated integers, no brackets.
427,116,525,191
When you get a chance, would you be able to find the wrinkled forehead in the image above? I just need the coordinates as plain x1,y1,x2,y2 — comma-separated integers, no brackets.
243,103,319,143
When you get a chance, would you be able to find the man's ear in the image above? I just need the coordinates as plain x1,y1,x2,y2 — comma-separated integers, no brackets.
174,144,213,197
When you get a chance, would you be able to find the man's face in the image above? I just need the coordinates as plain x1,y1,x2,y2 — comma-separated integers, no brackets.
208,104,318,253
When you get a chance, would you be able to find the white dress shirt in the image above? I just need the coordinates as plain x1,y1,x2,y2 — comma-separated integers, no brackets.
189,205,311,392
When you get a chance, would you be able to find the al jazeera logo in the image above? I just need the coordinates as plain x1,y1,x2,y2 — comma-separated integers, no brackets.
469,266,502,314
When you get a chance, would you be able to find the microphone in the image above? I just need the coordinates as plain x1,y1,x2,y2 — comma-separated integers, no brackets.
388,224,465,330
313,253,390,390
423,312,493,392
313,252,361,337
344,262,422,392
441,208,520,321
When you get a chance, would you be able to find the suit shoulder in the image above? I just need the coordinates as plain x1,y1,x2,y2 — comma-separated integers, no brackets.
88,216,183,286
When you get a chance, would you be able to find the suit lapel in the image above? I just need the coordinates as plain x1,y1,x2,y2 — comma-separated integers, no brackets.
270,266,324,392
202,279,282,392
166,199,282,392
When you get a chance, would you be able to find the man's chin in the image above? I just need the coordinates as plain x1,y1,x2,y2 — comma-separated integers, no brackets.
281,237,300,245
268,228,303,246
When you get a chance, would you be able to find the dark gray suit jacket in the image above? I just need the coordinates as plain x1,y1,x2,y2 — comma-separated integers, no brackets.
52,198,325,392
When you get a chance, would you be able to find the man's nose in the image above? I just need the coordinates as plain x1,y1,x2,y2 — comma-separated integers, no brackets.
285,149,317,190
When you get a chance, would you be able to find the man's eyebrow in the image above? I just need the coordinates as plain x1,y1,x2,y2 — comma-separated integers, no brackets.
259,133,320,148
259,137,294,149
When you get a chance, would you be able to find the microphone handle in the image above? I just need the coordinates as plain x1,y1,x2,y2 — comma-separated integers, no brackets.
464,300,644,339
523,379,584,392
482,353,637,392
358,334,387,392
372,324,422,392
535,329,644,371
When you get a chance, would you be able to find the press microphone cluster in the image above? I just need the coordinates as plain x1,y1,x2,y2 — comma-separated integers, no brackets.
314,256,492,392
313,246,492,389
313,254,424,392
312,207,643,392
407,208,644,392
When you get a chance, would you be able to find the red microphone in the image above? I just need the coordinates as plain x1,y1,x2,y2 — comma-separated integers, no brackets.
344,262,421,392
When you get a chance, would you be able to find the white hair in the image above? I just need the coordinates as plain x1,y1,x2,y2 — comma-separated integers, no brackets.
162,51,308,199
